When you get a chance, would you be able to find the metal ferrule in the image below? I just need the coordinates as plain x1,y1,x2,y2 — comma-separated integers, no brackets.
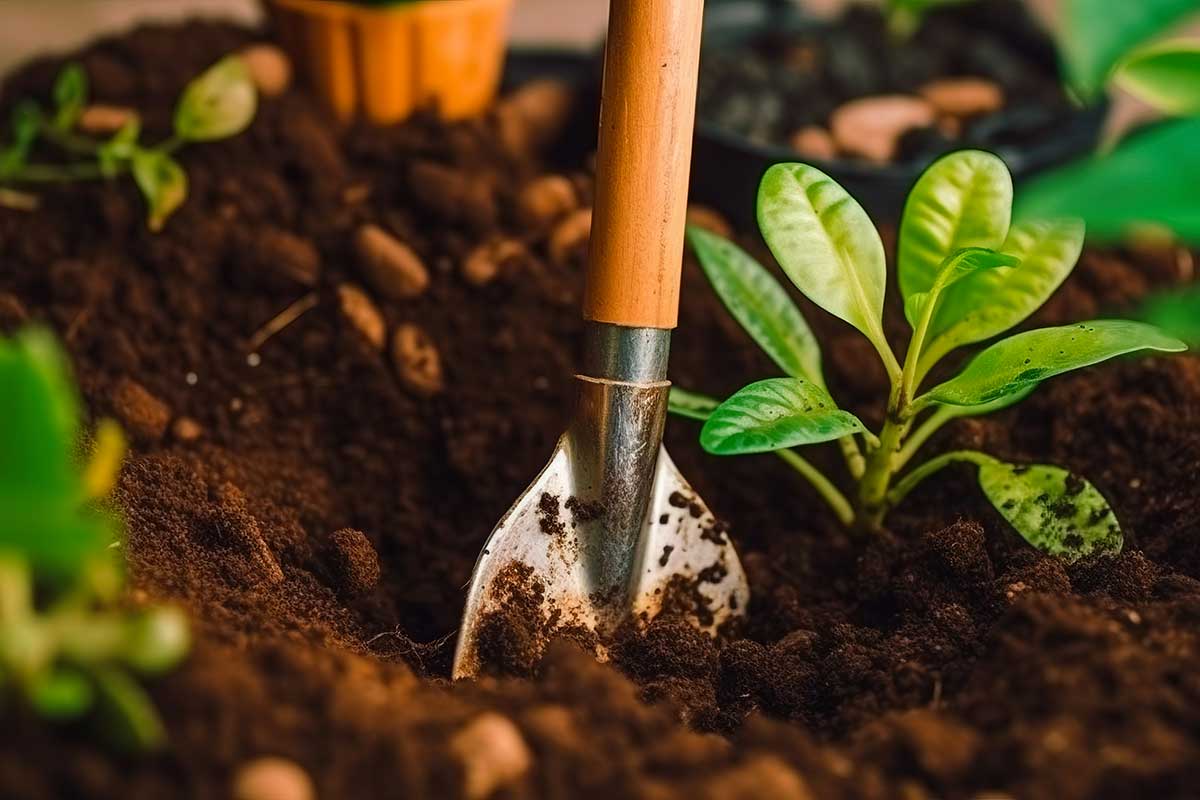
565,322,673,596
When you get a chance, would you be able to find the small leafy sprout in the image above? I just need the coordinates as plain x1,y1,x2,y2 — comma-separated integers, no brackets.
0,328,190,751
0,54,257,230
672,150,1187,561
884,0,970,38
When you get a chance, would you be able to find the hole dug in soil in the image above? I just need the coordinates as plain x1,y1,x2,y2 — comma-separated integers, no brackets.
1,19,1199,800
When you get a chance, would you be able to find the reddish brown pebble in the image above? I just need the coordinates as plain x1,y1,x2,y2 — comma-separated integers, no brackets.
409,160,496,231
112,377,171,442
252,227,321,287
788,125,838,161
77,104,137,135
700,756,813,800
830,95,936,164
517,174,577,229
354,224,429,301
327,528,380,595
685,204,733,238
919,77,1004,118
232,757,314,800
0,292,28,331
548,208,593,268
239,43,292,97
336,283,386,350
392,323,444,397
496,80,575,156
171,416,203,442
450,713,532,800
462,238,527,287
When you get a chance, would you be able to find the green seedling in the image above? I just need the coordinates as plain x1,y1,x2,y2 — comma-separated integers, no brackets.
671,150,1187,561
0,54,257,230
884,0,971,37
0,328,189,751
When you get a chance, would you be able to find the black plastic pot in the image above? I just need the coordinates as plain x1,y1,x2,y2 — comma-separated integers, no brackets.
691,0,1107,226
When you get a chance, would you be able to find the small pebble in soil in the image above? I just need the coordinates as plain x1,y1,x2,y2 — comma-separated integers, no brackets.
239,43,292,97
392,323,444,397
354,224,430,301
77,104,137,135
685,204,733,238
326,528,380,596
0,292,28,333
919,77,1004,118
248,227,321,288
336,283,386,350
829,95,936,164
409,160,497,231
517,174,578,229
700,755,814,800
232,757,315,800
171,416,203,443
111,377,171,442
449,713,533,800
462,238,527,287
548,208,593,269
789,125,839,161
495,79,575,156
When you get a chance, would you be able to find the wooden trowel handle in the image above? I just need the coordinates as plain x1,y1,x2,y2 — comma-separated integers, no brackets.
584,0,705,330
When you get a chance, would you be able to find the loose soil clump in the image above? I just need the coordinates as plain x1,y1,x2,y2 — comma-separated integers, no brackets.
1,19,1199,800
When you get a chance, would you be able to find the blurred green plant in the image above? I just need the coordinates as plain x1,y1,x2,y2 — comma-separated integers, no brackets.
0,328,189,752
670,151,1187,560
0,54,257,231
883,0,971,37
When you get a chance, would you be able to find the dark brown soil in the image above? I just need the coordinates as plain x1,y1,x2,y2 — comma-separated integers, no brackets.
2,19,1199,800
698,0,1073,161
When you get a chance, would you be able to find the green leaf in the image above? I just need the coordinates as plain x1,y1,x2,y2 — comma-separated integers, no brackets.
918,219,1086,374
667,387,720,422
52,63,88,131
1113,38,1200,115
97,117,141,178
758,163,891,358
1139,284,1200,346
898,151,1013,305
1061,0,1198,96
123,607,190,676
978,460,1122,562
687,225,825,386
1016,117,1200,244
131,149,188,232
905,247,1019,326
174,55,257,142
27,667,94,720
0,102,43,178
700,377,866,455
90,667,168,752
923,320,1187,407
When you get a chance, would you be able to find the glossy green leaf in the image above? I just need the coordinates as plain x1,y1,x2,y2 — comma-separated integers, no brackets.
923,320,1187,407
687,225,825,386
1113,38,1200,115
1061,0,1198,95
1139,284,1200,346
898,151,1013,305
700,377,866,455
978,461,1122,561
919,219,1086,374
667,387,720,422
174,55,257,142
908,247,1020,326
52,63,88,131
131,149,188,232
1016,117,1200,244
758,163,890,355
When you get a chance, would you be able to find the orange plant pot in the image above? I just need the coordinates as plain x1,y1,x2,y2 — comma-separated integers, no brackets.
268,0,514,124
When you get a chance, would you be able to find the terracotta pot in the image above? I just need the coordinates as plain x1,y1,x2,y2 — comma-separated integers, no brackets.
268,0,514,124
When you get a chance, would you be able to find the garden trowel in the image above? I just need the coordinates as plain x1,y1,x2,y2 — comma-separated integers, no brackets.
454,0,748,678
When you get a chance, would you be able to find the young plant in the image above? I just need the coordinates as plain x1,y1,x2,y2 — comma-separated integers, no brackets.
671,150,1187,561
0,54,257,230
0,328,189,751
884,0,971,37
